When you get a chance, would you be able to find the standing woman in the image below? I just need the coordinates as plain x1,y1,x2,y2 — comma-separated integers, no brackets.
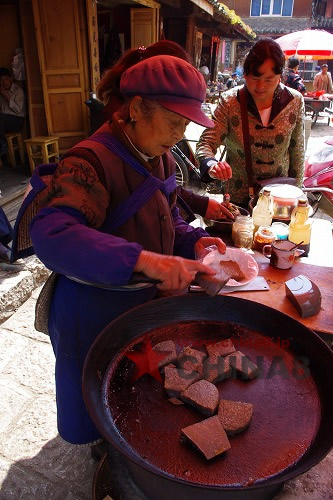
196,38,305,206
30,55,225,448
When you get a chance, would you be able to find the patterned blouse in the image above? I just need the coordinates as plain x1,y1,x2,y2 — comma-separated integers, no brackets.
196,84,305,205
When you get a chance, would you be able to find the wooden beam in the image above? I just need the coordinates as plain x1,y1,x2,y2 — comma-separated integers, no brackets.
160,3,193,17
159,0,180,6
132,0,160,8
188,0,213,15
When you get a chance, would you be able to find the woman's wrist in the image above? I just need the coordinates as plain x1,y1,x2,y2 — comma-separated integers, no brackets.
134,250,157,273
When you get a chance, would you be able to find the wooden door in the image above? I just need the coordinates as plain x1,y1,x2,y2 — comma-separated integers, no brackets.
32,0,90,152
86,0,100,93
0,5,20,69
131,8,160,48
20,0,47,138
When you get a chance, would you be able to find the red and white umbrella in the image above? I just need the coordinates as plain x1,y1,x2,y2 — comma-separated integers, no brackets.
276,29,333,59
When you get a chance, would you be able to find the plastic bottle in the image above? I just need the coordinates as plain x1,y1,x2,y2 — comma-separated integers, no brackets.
288,198,312,256
252,189,274,233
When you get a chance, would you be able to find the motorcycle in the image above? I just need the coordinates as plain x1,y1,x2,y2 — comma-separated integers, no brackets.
303,135,333,215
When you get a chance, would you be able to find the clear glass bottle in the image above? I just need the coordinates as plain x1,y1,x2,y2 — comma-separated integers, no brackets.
232,215,254,247
252,188,274,233
288,198,312,256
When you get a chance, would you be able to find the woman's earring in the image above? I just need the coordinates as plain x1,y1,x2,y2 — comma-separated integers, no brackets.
130,118,136,123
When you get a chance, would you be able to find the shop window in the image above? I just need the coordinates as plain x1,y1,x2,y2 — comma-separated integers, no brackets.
298,60,317,82
251,0,293,16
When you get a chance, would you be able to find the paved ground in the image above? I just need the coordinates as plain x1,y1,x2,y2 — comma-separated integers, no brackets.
0,115,332,499
0,288,96,499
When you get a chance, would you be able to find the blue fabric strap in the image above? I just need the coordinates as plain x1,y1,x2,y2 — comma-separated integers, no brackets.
89,133,177,232
162,173,177,196
104,175,163,232
90,133,150,178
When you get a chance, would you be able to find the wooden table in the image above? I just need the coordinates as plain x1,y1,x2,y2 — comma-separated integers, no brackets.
195,218,333,337
304,97,332,125
228,219,333,336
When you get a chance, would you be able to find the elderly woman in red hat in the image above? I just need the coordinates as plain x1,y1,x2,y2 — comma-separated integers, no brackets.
30,55,226,449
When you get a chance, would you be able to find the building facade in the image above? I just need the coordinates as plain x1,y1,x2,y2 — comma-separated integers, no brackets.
0,0,254,152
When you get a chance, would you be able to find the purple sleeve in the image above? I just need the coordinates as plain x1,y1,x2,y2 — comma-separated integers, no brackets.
176,187,209,217
30,206,142,286
172,206,208,259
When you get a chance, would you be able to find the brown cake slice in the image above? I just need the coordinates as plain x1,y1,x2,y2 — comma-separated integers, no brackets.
152,340,177,369
164,365,201,398
219,260,245,282
218,399,253,435
206,339,236,358
180,379,219,416
224,350,259,379
181,415,231,460
202,355,232,384
177,346,207,376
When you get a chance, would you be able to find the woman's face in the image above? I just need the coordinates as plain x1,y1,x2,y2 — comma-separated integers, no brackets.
244,58,281,106
128,102,190,157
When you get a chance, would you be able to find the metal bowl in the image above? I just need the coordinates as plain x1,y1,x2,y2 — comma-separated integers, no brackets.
203,206,249,233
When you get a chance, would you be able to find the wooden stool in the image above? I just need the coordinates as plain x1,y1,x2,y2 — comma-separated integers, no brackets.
6,132,25,167
24,136,59,174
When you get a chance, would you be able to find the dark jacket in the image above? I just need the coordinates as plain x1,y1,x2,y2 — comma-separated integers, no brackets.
283,69,306,95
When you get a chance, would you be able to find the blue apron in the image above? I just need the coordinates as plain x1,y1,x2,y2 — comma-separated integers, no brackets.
48,134,176,444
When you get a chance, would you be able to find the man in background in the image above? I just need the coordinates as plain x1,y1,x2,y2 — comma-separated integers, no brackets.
283,57,306,94
0,67,25,156
313,64,333,94
226,72,239,90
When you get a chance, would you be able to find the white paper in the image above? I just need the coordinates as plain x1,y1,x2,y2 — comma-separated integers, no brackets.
202,248,259,287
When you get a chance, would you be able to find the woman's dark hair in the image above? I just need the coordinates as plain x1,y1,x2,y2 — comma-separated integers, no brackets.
97,40,191,103
287,57,300,69
243,38,285,77
0,67,11,78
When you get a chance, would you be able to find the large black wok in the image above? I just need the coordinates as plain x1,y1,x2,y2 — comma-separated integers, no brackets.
83,295,333,500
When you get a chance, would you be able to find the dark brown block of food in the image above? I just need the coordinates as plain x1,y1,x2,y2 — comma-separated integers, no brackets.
152,340,177,369
206,339,236,358
180,379,219,416
168,397,184,405
177,346,207,375
224,351,259,379
181,415,231,460
164,365,201,398
218,399,253,435
202,355,232,384
219,260,245,282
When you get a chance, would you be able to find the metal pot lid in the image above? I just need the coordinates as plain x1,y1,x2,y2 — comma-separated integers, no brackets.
262,184,305,199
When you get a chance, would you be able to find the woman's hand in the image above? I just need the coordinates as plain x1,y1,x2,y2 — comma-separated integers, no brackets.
134,250,216,291
205,198,235,220
208,161,232,181
194,237,226,259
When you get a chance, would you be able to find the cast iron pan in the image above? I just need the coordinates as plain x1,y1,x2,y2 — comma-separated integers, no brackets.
83,295,333,500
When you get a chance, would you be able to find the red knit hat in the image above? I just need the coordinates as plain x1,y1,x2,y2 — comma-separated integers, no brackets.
120,55,214,128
